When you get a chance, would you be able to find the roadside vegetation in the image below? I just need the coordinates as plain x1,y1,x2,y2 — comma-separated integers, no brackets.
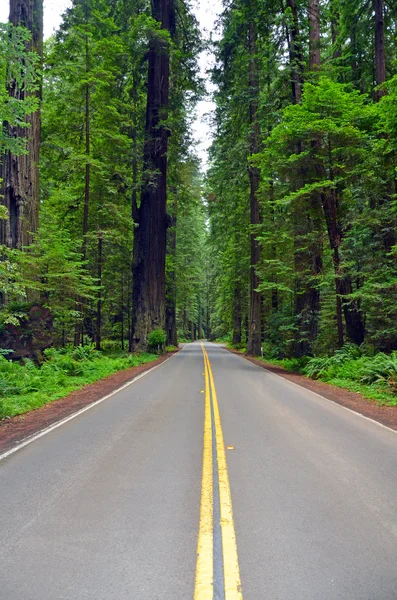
0,344,158,420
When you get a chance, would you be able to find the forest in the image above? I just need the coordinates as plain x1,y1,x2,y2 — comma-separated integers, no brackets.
1,0,397,418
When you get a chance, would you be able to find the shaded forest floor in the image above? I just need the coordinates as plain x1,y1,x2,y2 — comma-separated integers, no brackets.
227,349,397,431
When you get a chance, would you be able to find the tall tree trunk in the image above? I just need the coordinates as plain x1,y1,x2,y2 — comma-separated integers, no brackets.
321,143,365,346
121,274,125,351
206,271,211,339
330,0,341,59
165,211,177,346
1,0,43,249
374,0,386,100
232,289,242,346
246,21,262,356
82,34,90,261
130,0,175,351
190,320,195,342
286,1,322,356
74,32,90,347
308,0,321,71
286,0,303,104
95,232,103,351
197,296,202,340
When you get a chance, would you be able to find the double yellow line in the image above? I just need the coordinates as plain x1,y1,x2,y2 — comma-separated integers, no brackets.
194,343,243,600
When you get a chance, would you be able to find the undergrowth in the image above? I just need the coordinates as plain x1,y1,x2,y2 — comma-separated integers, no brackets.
256,343,397,406
0,344,158,420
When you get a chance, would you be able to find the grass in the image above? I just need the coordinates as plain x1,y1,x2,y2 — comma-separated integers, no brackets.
0,344,159,420
227,342,397,407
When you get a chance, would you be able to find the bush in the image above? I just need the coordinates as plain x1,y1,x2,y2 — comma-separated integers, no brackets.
304,344,363,379
166,345,178,352
100,339,123,352
360,352,397,391
303,345,397,395
147,329,166,353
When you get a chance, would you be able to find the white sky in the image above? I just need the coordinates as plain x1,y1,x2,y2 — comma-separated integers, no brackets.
0,0,220,170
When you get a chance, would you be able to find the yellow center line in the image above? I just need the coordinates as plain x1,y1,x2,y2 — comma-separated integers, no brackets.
195,343,243,600
194,346,213,600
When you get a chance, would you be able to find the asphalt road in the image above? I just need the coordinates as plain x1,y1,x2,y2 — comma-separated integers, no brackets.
1,341,397,599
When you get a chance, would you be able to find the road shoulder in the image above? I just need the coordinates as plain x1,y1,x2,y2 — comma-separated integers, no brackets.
227,349,397,432
0,351,177,455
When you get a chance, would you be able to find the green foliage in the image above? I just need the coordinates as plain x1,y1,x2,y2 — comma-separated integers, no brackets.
301,345,397,400
0,23,40,156
166,345,178,352
0,348,158,420
147,328,166,352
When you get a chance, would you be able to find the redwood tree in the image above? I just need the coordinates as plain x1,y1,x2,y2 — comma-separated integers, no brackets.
246,20,262,356
374,0,386,100
2,0,43,249
130,0,175,350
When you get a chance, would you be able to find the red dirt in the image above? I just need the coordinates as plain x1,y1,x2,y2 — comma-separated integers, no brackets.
0,352,177,455
228,350,397,431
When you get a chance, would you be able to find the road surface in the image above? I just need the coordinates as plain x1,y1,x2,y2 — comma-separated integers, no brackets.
1,341,397,599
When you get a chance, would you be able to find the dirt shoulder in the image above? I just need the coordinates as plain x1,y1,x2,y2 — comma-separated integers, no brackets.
228,350,397,432
0,352,177,455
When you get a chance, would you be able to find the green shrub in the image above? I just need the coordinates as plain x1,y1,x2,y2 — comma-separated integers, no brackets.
360,352,397,391
0,400,7,419
100,339,123,352
70,343,100,361
166,345,178,352
230,342,246,351
304,356,333,379
147,329,166,353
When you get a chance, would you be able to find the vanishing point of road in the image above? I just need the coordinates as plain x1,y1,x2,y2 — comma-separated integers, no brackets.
1,342,397,599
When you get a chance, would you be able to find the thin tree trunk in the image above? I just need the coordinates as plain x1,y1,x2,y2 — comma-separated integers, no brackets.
308,0,321,71
330,0,341,59
82,34,90,262
321,144,365,346
206,273,211,339
197,295,202,340
1,0,43,249
121,274,125,351
95,232,103,351
232,291,242,346
286,0,302,104
165,211,177,346
190,320,195,342
246,21,262,356
130,0,175,351
74,32,90,347
374,0,386,100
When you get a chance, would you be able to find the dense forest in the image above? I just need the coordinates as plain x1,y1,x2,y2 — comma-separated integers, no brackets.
1,0,397,416
208,0,397,360
1,0,206,357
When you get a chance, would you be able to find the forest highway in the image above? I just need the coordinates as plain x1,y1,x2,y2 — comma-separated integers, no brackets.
1,342,397,599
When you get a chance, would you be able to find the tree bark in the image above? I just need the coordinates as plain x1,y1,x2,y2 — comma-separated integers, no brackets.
374,0,386,100
130,0,175,351
82,33,90,262
321,142,365,346
232,295,242,345
165,212,177,346
308,0,321,71
74,31,90,347
95,232,103,351
286,0,303,104
246,21,262,356
1,0,43,249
